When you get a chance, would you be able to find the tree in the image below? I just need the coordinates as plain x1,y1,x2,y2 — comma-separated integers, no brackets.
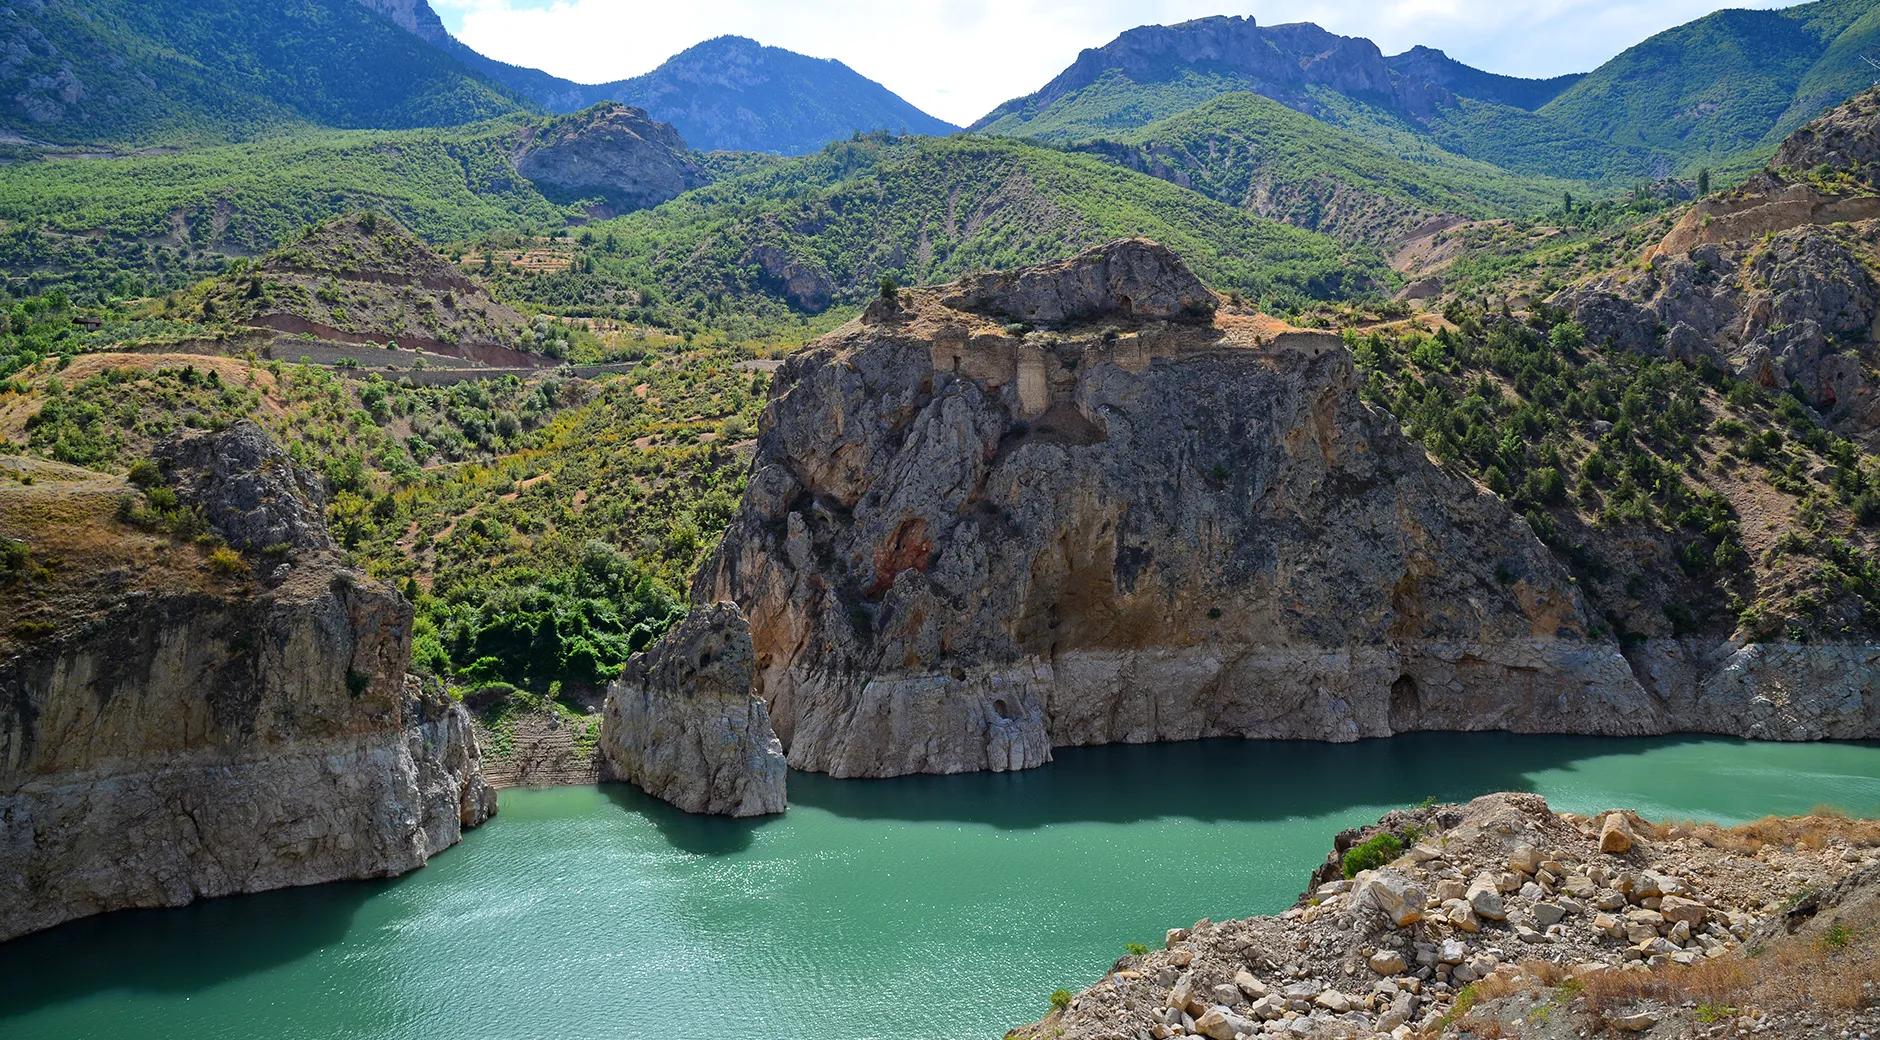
1696,167,1712,196
1562,191,1574,214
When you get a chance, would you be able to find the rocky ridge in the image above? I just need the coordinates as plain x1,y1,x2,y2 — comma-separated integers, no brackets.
0,422,494,941
599,602,786,817
1012,793,1880,1040
1564,88,1880,442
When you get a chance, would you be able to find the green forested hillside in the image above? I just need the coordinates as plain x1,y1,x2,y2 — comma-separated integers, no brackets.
1538,0,1880,169
3,0,522,147
494,134,1391,336
973,1,1879,183
1071,93,1581,244
0,120,569,298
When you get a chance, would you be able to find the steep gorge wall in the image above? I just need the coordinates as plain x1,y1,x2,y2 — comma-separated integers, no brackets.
697,241,1664,778
696,241,1880,780
0,425,494,941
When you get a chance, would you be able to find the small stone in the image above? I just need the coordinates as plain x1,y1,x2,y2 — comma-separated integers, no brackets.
1314,990,1353,1013
1611,1009,1661,1031
1508,844,1542,874
1466,882,1508,921
1659,895,1708,928
1533,902,1566,927
1369,950,1408,975
1234,970,1267,998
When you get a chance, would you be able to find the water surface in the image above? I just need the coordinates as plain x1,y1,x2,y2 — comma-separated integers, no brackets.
4,734,1879,1040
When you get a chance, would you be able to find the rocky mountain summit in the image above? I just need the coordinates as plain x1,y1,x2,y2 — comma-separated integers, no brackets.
697,239,1660,778
514,102,706,215
599,602,786,817
1564,88,1880,442
0,423,494,941
1012,793,1880,1039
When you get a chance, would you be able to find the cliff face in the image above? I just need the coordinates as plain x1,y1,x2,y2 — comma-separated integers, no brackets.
599,603,786,817
698,241,1659,778
0,424,493,941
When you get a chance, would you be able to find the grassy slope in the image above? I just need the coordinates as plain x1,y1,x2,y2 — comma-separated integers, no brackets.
0,119,570,298
501,133,1391,336
2,0,521,148
1070,93,1582,241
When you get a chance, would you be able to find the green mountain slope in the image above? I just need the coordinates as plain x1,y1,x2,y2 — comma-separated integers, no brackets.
497,134,1390,335
0,119,569,297
1071,93,1581,245
975,4,1880,182
1539,0,1880,168
4,0,522,147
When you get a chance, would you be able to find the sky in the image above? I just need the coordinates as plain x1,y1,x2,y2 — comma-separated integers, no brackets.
433,1,1797,126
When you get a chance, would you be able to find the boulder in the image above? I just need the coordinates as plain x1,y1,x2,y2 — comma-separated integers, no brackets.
1356,870,1429,928
1600,813,1637,854
599,603,787,816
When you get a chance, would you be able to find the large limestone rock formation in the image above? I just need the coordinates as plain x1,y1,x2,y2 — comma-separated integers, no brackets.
697,239,1657,778
599,603,786,817
0,423,494,941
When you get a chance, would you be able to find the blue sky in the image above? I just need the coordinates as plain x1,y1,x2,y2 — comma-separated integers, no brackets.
433,1,1796,125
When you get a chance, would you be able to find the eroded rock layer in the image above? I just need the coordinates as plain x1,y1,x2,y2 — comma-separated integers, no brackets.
0,423,494,941
698,240,1659,778
599,603,786,817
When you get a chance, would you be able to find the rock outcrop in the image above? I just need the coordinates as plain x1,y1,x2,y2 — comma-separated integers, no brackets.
1011,793,1880,1040
1563,87,1880,441
698,239,1660,778
0,423,494,942
516,102,705,215
599,603,786,817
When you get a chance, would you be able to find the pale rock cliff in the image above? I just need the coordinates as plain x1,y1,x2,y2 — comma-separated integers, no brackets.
697,239,1661,779
0,423,494,942
599,602,786,816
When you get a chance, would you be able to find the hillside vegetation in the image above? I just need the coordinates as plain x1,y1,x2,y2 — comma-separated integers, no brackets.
1,0,521,147
1071,93,1581,246
495,133,1390,337
1540,0,1880,169
0,119,569,299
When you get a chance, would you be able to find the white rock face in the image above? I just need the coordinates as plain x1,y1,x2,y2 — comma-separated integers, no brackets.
599,603,787,817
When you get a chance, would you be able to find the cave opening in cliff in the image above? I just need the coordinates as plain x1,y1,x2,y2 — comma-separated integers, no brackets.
1389,674,1420,731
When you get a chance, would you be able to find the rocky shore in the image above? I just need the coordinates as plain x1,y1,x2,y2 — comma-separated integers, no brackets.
1012,793,1880,1040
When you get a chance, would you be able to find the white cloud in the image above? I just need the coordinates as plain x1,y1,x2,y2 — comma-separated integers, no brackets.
432,0,1796,126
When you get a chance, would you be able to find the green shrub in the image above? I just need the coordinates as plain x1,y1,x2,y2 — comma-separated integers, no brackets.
1049,989,1073,1014
1342,832,1406,878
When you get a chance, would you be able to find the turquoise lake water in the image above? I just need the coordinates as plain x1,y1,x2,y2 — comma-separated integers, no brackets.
4,734,1880,1040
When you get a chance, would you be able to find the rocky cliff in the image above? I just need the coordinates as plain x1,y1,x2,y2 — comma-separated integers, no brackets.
0,423,494,942
515,102,706,215
599,603,786,817
1564,88,1880,442
697,240,1662,778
